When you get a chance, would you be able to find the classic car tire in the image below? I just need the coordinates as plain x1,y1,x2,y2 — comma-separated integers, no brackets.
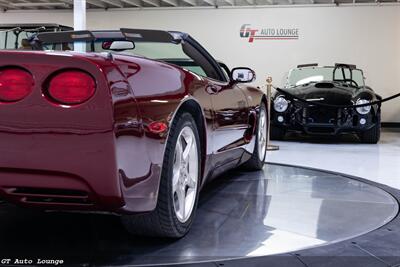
270,125,286,140
242,103,267,171
121,112,201,238
358,117,381,144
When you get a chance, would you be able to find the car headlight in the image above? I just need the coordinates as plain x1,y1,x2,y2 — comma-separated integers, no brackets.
274,96,289,112
356,99,371,115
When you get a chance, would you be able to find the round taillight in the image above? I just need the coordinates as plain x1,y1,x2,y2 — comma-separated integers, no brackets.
0,68,34,102
48,70,95,105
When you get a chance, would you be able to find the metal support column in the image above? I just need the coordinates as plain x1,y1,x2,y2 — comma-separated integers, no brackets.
266,76,279,151
74,0,86,52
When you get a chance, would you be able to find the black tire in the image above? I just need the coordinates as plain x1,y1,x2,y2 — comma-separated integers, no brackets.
121,112,201,238
270,125,286,140
242,102,267,171
358,119,381,144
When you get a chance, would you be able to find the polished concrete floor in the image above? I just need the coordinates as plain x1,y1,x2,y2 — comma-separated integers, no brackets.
0,164,397,266
268,128,400,189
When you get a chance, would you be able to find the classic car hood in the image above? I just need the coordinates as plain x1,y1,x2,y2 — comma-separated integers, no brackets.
284,81,358,105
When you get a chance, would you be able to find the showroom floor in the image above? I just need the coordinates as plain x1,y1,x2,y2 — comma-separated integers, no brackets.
268,128,400,189
1,130,399,266
0,164,397,266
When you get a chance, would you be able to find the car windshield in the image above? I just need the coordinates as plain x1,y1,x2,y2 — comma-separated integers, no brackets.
286,66,365,88
41,37,213,79
94,41,207,74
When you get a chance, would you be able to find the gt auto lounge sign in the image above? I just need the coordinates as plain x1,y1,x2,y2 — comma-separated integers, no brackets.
240,24,299,42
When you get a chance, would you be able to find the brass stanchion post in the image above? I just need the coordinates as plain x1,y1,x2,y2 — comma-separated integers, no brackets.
266,77,279,151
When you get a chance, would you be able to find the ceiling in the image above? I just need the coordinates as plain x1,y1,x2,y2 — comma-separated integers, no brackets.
0,0,398,10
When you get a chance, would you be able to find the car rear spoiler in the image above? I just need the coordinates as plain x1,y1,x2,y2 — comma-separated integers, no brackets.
37,28,177,44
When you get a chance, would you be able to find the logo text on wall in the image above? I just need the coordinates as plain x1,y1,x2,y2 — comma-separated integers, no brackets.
240,24,299,43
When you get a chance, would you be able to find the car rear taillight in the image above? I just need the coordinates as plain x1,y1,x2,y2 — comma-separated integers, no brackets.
47,70,96,105
0,68,34,102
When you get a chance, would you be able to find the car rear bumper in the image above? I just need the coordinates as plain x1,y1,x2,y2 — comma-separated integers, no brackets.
0,131,126,213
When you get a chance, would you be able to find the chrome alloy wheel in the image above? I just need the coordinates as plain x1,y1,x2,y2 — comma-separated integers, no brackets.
258,108,267,161
172,126,199,223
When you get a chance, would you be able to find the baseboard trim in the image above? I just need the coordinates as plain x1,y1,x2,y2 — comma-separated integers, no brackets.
381,122,400,128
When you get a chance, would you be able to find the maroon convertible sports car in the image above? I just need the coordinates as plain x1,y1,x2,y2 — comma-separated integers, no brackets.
0,29,267,238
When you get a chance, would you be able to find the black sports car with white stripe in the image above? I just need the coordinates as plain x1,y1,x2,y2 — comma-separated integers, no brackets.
270,63,381,143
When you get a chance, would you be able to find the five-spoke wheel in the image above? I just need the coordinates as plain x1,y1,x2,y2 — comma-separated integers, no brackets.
172,126,199,223
122,112,201,238
242,102,268,170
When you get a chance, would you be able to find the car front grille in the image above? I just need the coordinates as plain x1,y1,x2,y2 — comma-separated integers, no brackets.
304,106,340,124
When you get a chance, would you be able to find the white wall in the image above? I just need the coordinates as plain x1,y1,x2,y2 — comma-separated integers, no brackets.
1,5,399,122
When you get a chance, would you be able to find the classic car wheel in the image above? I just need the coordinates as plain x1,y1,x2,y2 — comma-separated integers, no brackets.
358,115,381,144
270,125,286,140
122,112,201,238
242,102,267,170
172,125,199,223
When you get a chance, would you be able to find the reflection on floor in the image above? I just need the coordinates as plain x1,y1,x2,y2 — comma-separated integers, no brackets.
267,129,400,189
0,164,396,266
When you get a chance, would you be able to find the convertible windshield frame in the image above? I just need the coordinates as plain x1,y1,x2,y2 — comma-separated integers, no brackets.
286,65,365,88
36,28,228,83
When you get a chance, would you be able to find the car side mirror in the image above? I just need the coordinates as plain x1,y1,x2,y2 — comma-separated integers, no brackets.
231,67,256,83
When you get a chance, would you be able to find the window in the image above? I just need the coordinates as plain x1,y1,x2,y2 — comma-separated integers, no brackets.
287,67,365,88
